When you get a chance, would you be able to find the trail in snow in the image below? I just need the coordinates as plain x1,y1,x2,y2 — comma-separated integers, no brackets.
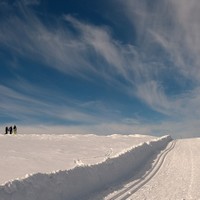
106,140,176,200
129,139,200,200
95,138,200,200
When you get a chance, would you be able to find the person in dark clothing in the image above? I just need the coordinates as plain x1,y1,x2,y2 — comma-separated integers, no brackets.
5,127,8,134
13,125,17,134
9,126,13,134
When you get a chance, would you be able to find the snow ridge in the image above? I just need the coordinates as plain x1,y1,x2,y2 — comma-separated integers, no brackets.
0,135,172,200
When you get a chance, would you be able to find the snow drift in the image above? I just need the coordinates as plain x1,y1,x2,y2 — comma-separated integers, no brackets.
0,135,172,200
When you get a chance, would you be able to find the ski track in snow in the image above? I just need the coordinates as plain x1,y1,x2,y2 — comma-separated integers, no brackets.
105,140,176,200
140,139,198,200
90,138,200,200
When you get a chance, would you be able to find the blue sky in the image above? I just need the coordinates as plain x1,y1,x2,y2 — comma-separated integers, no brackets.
1,0,200,137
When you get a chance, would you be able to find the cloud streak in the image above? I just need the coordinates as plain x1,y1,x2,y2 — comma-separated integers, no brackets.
1,0,200,137
113,0,200,111
0,1,137,86
0,83,107,125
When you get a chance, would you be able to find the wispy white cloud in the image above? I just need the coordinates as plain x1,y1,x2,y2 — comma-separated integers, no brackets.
122,0,200,81
114,0,200,109
136,81,172,115
1,0,200,137
0,1,138,85
1,72,127,128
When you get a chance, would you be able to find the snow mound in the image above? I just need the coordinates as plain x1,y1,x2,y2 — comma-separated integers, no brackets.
0,135,172,200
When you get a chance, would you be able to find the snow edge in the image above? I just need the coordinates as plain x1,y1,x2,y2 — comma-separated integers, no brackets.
0,135,172,200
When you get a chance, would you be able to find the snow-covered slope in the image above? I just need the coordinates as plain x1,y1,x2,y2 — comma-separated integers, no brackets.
0,134,156,184
0,134,171,200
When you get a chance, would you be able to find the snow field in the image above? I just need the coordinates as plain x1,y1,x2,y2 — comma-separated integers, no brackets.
0,134,156,184
0,135,172,200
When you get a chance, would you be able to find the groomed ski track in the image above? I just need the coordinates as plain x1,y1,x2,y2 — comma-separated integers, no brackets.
106,140,176,200
96,138,200,200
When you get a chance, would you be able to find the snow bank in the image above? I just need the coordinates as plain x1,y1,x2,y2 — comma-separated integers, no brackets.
0,135,172,200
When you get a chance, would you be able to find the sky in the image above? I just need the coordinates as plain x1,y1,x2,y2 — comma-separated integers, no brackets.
1,0,200,138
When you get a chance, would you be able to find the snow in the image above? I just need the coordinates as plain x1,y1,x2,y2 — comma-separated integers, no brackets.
91,138,200,200
0,134,171,200
0,134,155,184
125,138,200,200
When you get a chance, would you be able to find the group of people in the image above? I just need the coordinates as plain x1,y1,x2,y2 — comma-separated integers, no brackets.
5,125,17,135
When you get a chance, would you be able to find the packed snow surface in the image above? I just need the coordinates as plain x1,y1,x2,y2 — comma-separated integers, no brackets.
126,138,200,200
0,134,171,200
91,138,200,200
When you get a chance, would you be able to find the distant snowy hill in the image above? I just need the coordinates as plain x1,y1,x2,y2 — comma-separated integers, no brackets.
0,134,172,200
